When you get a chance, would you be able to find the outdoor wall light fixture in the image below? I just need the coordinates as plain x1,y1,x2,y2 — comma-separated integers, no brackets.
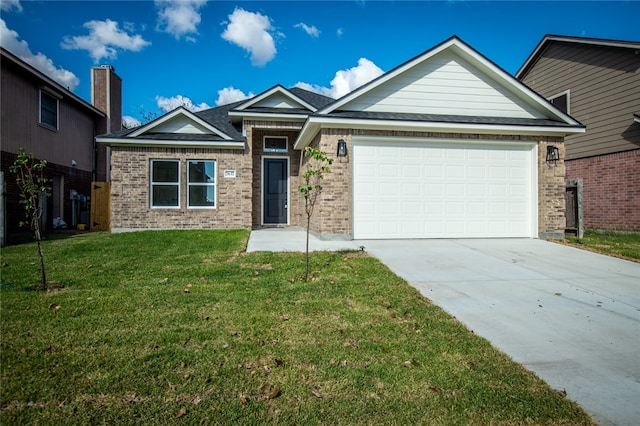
546,145,560,164
337,139,348,157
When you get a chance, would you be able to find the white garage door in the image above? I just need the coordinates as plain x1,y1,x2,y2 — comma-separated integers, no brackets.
353,139,536,239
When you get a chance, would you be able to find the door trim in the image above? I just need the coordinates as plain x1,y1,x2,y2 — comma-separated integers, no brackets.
261,156,290,226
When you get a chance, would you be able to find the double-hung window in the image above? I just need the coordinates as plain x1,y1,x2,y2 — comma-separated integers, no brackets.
188,160,216,208
150,160,180,208
40,89,59,130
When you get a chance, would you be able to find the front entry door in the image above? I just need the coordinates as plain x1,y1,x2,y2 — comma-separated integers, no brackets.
263,158,288,224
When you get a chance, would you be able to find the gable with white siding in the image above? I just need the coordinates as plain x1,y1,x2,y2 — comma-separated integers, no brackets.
340,51,545,119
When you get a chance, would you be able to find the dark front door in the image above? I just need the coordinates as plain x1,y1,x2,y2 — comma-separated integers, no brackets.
263,158,288,224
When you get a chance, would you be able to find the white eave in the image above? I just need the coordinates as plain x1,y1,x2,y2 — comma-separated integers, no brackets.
293,116,585,150
228,110,310,123
95,137,245,149
233,85,318,112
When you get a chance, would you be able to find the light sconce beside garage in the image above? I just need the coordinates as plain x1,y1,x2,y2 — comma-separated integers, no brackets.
337,139,348,157
546,145,560,164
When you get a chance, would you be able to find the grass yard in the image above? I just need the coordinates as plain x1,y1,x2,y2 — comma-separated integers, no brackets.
1,230,592,425
564,230,640,262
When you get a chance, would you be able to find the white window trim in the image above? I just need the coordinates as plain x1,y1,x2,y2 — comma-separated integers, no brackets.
263,136,288,153
548,90,570,114
187,160,217,209
150,159,181,209
39,88,59,131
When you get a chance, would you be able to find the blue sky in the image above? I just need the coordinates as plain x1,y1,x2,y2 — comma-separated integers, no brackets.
2,0,638,127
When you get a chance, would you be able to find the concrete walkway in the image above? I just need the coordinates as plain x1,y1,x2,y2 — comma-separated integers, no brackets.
247,227,359,252
247,230,640,425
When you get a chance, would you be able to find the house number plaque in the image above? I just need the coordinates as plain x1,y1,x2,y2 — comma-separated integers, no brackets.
224,170,236,178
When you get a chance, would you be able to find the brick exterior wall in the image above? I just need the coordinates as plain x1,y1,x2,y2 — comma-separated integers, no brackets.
566,149,640,232
538,140,567,238
109,146,252,231
301,130,567,239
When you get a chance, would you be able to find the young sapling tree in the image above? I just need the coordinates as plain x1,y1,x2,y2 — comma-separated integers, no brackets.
297,146,333,281
9,148,50,289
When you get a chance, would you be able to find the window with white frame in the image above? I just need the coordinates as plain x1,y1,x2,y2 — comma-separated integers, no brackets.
264,136,287,152
150,160,180,208
40,89,59,130
187,160,216,208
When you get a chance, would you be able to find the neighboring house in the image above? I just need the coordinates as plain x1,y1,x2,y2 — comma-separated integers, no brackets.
517,35,640,233
0,47,122,242
96,36,584,240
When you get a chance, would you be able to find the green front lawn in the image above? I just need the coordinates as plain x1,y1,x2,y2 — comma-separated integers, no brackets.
565,230,640,261
1,230,592,424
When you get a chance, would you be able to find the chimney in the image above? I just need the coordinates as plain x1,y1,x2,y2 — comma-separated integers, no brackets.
91,65,122,181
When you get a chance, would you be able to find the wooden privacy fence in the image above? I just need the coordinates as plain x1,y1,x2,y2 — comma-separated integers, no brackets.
90,182,110,231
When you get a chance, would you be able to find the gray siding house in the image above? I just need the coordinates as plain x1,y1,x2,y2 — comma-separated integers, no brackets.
517,35,640,232
97,36,585,240
0,47,122,241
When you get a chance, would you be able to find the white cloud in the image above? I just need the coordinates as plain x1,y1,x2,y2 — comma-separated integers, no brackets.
155,95,211,112
1,0,22,12
295,57,384,99
215,87,254,106
61,19,151,63
0,19,79,91
122,115,142,128
221,8,277,67
336,28,344,37
155,0,206,40
294,23,320,38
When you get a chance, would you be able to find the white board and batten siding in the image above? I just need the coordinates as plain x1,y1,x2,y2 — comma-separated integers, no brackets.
352,137,538,239
152,115,211,134
344,52,545,119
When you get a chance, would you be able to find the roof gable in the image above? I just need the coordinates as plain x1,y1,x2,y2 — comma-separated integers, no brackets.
321,36,576,124
234,84,317,112
516,34,640,79
129,107,232,140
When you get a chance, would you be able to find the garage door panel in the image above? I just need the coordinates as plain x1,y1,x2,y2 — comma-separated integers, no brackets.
353,141,533,239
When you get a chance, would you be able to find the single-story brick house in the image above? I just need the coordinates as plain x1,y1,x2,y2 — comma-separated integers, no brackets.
96,36,584,240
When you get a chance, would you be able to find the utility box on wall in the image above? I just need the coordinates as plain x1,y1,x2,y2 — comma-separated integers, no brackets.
565,178,583,238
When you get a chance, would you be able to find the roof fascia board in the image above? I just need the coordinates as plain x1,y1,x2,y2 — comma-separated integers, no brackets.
228,111,309,122
293,116,585,150
129,107,233,140
1,47,105,118
96,137,245,149
448,40,582,126
234,84,317,112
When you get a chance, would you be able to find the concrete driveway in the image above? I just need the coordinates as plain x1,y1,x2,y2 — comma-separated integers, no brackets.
247,230,640,425
361,238,640,426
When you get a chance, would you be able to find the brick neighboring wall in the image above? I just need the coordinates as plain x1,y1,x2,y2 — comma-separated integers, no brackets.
305,131,566,239
110,146,252,230
566,149,640,232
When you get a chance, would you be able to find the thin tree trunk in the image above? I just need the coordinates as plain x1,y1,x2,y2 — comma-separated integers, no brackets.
305,212,310,281
34,209,47,290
